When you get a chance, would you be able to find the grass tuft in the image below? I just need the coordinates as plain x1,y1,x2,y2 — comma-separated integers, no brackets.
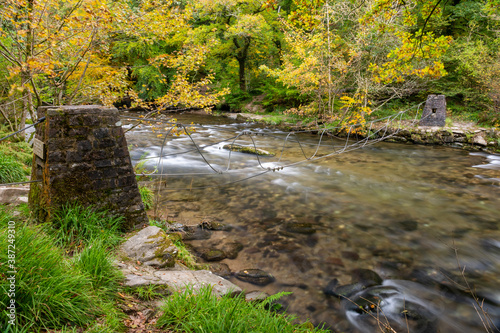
72,239,123,296
0,224,99,329
44,203,124,250
0,153,26,183
157,287,328,332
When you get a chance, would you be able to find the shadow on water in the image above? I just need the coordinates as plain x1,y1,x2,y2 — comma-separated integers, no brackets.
124,112,500,333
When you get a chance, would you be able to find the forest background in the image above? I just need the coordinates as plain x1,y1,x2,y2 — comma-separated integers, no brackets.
1,0,500,136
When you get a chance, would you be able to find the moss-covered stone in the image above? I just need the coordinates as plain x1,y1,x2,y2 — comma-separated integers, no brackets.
222,144,274,156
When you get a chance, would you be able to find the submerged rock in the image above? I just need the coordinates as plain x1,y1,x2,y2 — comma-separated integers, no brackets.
235,269,275,286
222,242,244,259
350,268,383,287
284,222,316,235
245,290,270,302
182,225,212,240
324,269,383,299
199,248,226,261
120,226,178,268
343,285,438,333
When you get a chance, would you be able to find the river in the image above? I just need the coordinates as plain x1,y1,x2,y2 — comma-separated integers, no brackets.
123,111,500,333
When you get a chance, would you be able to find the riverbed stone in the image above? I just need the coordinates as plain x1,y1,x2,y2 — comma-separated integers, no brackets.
182,225,212,240
199,248,226,261
235,269,275,286
209,263,232,278
199,219,232,231
284,222,316,234
120,226,178,268
221,241,244,259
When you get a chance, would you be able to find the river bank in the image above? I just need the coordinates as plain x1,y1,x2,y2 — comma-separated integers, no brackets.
222,112,500,153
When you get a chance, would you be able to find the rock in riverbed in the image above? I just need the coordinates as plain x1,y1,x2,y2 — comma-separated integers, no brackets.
235,269,275,286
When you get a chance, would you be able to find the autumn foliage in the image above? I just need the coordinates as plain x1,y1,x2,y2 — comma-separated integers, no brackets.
1,0,499,131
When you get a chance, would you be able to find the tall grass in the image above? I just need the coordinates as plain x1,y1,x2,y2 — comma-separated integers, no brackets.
157,287,328,333
44,203,124,250
0,204,125,332
0,154,26,184
72,239,123,296
0,224,98,330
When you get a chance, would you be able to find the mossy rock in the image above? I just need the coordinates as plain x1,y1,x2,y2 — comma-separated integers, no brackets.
222,144,274,156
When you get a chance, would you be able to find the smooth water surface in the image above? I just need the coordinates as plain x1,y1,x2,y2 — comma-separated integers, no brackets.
124,112,500,333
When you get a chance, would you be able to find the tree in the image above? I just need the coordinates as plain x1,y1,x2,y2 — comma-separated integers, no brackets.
111,0,229,112
189,0,281,94
261,0,452,129
0,0,120,133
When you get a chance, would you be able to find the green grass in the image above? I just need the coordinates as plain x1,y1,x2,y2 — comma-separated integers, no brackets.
157,287,328,333
72,239,123,296
0,153,26,184
139,185,154,210
148,219,201,269
0,223,99,330
43,203,124,250
0,205,125,332
126,284,169,301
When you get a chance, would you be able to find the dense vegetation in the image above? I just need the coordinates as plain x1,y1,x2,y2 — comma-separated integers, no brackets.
0,0,499,137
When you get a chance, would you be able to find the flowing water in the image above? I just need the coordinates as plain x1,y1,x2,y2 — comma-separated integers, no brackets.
124,112,500,333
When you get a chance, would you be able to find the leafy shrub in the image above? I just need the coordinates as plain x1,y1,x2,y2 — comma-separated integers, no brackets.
139,185,154,210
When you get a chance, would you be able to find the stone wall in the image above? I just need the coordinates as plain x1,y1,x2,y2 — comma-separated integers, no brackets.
29,105,148,230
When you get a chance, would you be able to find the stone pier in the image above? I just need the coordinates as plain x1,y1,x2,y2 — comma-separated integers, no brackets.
29,105,148,230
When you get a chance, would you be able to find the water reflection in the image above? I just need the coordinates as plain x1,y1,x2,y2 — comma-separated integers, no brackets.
124,112,500,332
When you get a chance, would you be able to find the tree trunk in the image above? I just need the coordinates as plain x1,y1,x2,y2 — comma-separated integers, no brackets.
233,37,251,92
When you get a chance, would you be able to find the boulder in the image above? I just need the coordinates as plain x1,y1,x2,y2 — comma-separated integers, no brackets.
120,226,178,268
209,263,232,278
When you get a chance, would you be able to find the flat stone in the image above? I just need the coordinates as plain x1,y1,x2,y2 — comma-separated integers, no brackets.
0,187,29,204
153,270,242,296
124,273,159,287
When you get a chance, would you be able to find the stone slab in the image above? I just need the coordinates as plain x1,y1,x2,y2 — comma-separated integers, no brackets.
153,270,242,297
0,187,30,204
